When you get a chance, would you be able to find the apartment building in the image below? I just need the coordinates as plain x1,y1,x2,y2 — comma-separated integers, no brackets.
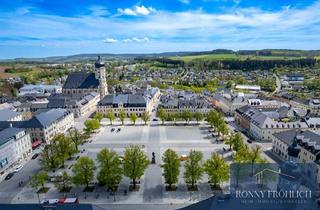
0,127,32,174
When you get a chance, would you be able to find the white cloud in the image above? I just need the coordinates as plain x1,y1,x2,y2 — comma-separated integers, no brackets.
123,37,150,43
117,5,156,16
89,6,109,17
103,38,118,43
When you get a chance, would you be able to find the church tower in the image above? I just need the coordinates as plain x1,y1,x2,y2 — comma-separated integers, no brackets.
95,56,108,99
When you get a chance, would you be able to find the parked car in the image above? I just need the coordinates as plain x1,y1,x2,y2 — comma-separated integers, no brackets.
117,128,121,132
5,172,14,180
111,128,115,132
31,153,39,159
14,164,23,173
247,139,253,144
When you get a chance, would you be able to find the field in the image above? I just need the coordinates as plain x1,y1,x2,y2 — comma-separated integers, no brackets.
0,65,41,79
170,53,307,62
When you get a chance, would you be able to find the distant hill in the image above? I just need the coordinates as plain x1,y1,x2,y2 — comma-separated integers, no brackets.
1,49,320,63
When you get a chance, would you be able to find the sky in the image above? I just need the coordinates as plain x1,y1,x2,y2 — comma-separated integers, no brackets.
0,0,320,58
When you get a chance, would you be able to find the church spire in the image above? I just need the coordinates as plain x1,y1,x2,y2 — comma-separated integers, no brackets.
95,56,107,99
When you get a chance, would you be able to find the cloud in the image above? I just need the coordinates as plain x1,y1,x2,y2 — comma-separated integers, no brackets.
123,37,150,43
89,6,109,17
117,5,156,16
103,38,118,43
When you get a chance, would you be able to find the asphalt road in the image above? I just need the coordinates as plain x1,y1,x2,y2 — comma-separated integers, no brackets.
0,156,41,203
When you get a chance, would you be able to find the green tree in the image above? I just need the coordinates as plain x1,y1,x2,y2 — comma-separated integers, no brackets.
130,113,138,125
94,112,103,122
55,171,72,192
181,110,192,124
119,110,126,125
30,171,49,191
123,145,149,189
72,156,95,189
52,134,75,167
68,128,85,152
204,153,229,188
184,150,204,189
194,112,203,124
40,145,60,171
97,148,123,192
157,108,167,125
106,111,116,125
162,149,180,190
141,111,150,125
232,133,244,152
84,119,100,133
217,121,228,140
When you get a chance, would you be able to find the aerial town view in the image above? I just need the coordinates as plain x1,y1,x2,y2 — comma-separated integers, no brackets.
0,0,320,210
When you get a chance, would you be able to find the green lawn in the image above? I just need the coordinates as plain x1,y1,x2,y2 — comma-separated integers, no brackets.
170,54,306,62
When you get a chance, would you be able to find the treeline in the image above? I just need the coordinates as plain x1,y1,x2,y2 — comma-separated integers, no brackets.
184,58,316,71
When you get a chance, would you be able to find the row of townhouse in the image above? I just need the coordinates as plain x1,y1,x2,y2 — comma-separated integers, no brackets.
0,108,74,146
0,127,32,175
272,129,320,188
235,105,309,141
158,95,213,115
47,92,100,118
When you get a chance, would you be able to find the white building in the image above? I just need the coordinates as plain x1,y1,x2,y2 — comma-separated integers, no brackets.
0,127,32,174
19,84,62,96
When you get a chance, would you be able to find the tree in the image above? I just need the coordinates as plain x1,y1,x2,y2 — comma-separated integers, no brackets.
123,145,149,189
181,110,192,124
248,145,264,176
119,110,126,125
106,111,116,125
204,153,229,188
232,133,244,152
30,171,49,191
130,113,138,125
94,112,103,122
141,111,150,125
184,150,204,189
52,134,76,167
72,156,95,189
68,128,85,152
40,145,60,171
194,112,203,124
162,149,180,190
217,121,228,140
97,148,123,192
157,108,167,125
55,171,72,192
84,119,100,133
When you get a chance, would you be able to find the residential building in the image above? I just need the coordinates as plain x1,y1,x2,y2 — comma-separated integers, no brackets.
47,92,100,118
159,95,213,115
0,127,32,174
0,108,23,121
282,73,304,83
19,84,62,96
272,129,320,186
0,109,74,145
97,94,151,117
235,85,261,92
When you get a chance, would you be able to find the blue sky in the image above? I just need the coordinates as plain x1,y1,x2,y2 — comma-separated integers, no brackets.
0,0,320,58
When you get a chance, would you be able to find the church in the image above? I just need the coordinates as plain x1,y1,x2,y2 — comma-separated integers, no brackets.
62,56,108,99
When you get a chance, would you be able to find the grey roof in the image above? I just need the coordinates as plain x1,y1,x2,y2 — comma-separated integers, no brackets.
0,108,21,121
99,94,146,107
236,105,251,115
273,130,320,146
48,92,99,109
63,72,99,89
0,127,25,146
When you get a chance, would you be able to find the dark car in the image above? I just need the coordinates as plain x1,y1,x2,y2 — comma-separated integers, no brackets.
5,172,14,180
117,128,121,132
247,139,253,144
111,128,115,132
152,118,158,121
31,153,39,159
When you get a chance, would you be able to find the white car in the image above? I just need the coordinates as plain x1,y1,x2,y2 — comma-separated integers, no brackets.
14,164,23,173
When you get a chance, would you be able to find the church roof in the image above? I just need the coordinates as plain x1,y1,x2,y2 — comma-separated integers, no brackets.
63,72,99,89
